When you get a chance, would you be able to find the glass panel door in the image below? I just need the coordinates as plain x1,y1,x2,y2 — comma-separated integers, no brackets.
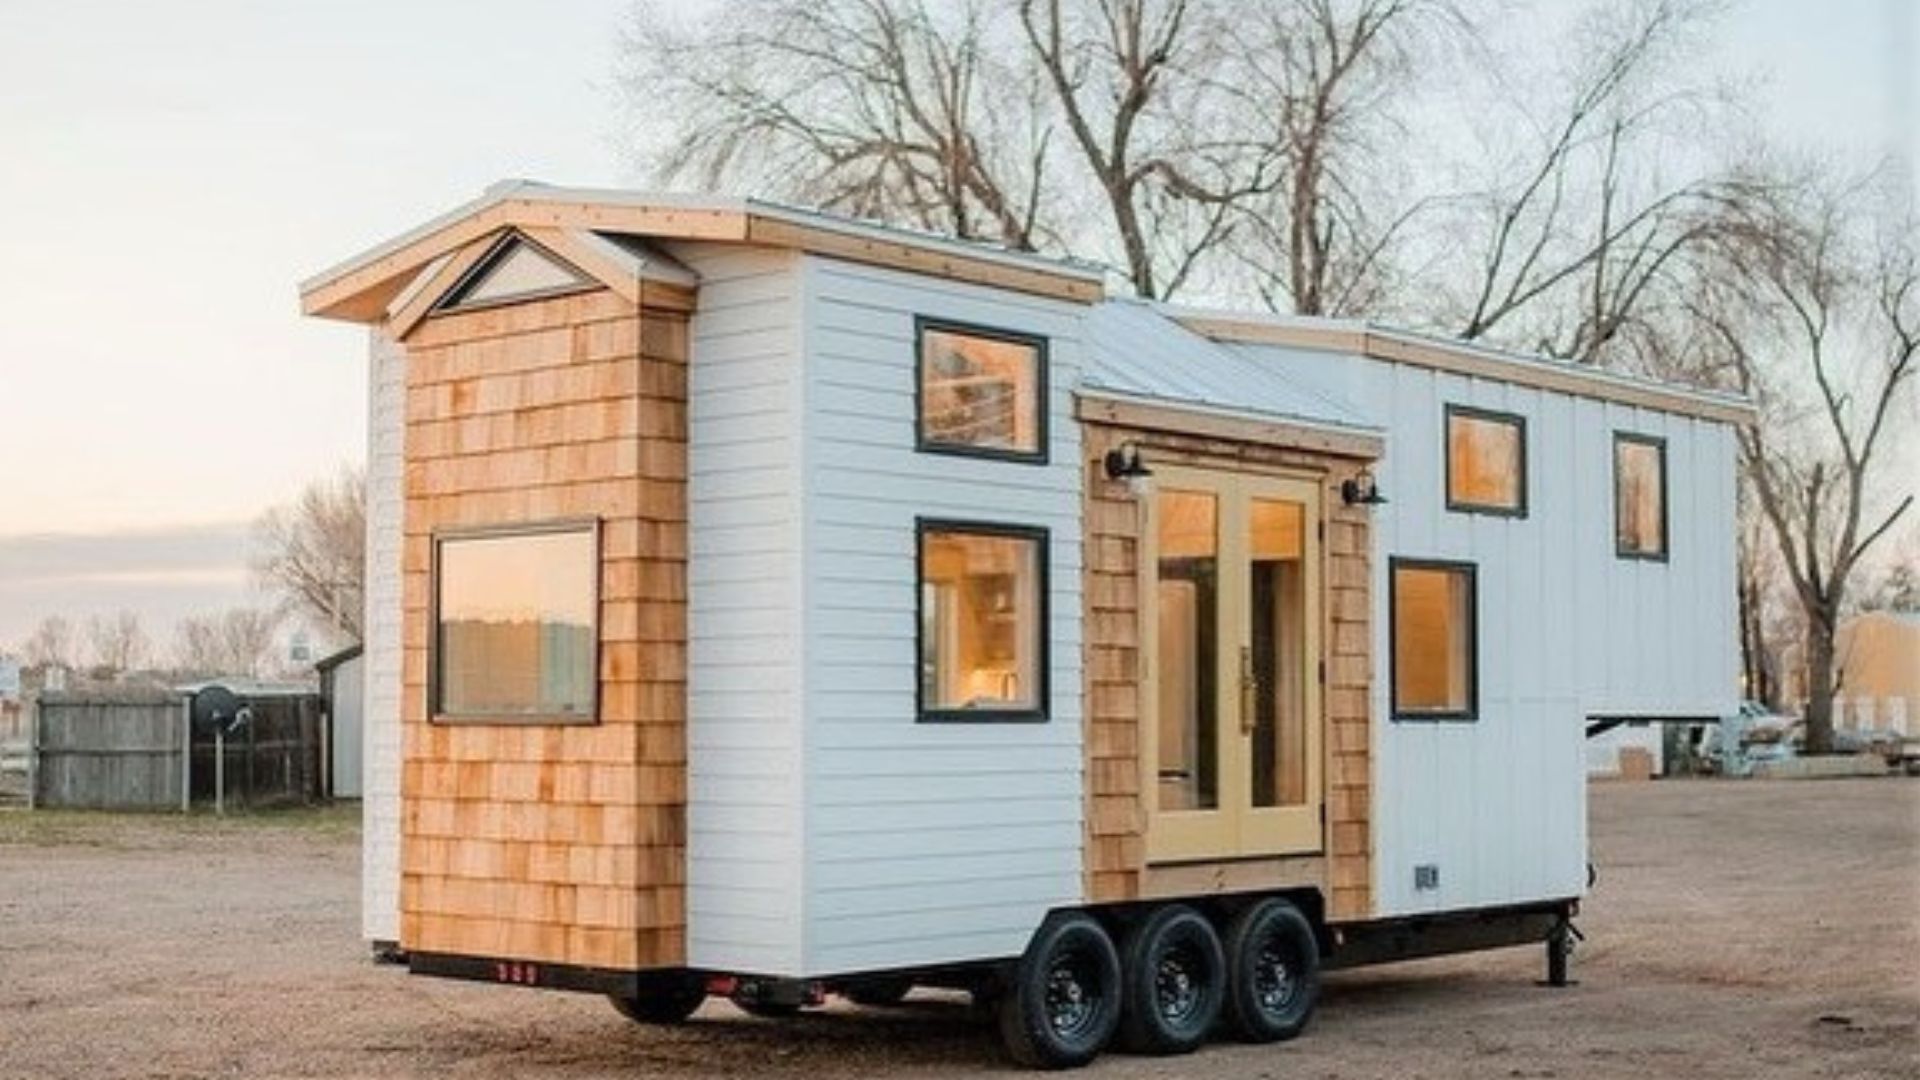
1145,467,1324,862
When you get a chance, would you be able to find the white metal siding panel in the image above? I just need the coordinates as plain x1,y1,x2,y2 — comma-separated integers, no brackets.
799,257,1086,976
331,655,365,799
674,242,809,976
361,330,405,944
1231,341,1737,918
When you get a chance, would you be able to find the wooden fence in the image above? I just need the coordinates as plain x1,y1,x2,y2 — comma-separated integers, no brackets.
30,690,324,811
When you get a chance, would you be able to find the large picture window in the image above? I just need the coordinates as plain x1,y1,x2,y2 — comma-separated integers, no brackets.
1390,558,1478,721
1446,404,1527,516
1615,433,1668,560
916,318,1047,461
432,521,599,723
917,520,1049,722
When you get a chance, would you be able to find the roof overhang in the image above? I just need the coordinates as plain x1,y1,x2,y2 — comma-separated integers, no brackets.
1168,307,1758,427
299,181,1107,323
1075,389,1384,461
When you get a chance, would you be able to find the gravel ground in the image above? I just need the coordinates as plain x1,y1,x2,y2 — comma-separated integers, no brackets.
1,777,1914,1079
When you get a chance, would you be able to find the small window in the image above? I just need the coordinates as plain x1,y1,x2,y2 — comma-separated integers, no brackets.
1390,558,1478,721
436,234,593,313
1445,405,1526,516
917,520,1049,722
1614,433,1668,560
916,318,1047,461
432,521,599,723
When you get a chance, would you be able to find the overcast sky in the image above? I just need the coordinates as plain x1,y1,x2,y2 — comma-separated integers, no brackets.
0,0,1912,651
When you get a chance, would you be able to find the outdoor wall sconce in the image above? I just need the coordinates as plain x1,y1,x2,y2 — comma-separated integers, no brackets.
1103,443,1155,498
1341,470,1388,507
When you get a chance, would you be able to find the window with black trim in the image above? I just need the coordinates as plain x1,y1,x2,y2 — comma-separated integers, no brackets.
916,520,1049,722
1445,404,1527,516
1390,558,1478,721
1614,433,1668,560
916,318,1048,461
432,521,599,723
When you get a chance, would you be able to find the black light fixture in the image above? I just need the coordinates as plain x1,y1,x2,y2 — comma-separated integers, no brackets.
1341,469,1388,507
1103,443,1154,496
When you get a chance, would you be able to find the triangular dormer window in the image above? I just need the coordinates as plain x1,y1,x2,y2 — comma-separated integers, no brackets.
434,234,593,311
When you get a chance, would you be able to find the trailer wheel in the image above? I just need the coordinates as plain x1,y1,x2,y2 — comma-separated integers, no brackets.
1114,904,1224,1054
844,977,913,1007
1221,898,1320,1043
997,912,1123,1068
608,980,705,1025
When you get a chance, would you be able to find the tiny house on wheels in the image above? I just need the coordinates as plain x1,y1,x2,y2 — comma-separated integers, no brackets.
300,182,1748,1068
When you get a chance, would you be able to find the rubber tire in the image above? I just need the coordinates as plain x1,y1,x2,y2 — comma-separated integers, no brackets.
1222,898,1321,1043
1117,904,1226,1055
609,982,705,1025
844,977,913,1007
997,912,1123,1069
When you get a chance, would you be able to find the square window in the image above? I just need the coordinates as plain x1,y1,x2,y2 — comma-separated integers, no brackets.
1614,434,1668,560
1391,559,1478,721
916,319,1047,461
432,522,599,723
1446,405,1527,516
917,521,1049,722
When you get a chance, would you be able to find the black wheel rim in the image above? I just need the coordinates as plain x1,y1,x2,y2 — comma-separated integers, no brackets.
1252,932,1297,1015
1155,943,1207,1026
1044,949,1102,1039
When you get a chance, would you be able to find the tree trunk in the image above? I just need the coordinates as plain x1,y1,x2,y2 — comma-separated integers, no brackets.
1801,618,1837,756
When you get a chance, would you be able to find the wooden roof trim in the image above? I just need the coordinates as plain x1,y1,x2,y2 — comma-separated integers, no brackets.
386,230,507,341
1076,392,1385,461
1172,311,1757,427
300,185,1104,322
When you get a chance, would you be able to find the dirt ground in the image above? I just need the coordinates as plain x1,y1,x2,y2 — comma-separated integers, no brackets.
1,778,1914,1080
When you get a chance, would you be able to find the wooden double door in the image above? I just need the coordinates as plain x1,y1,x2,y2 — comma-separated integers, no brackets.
1144,466,1324,863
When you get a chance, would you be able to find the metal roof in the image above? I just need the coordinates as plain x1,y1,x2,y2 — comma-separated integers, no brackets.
1080,300,1377,436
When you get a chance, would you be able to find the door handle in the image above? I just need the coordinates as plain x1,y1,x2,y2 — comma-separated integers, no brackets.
1240,645,1257,736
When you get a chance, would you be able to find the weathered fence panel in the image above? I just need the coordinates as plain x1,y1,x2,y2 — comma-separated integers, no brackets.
32,691,186,811
187,694,323,808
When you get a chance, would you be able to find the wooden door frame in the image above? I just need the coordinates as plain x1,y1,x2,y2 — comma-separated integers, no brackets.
1139,461,1327,864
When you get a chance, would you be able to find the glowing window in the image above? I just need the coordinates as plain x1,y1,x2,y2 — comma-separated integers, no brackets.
1446,405,1527,515
917,521,1048,722
1391,559,1477,720
1615,433,1668,560
917,320,1047,461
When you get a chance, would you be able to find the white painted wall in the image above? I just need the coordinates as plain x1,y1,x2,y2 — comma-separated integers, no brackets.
672,242,810,976
1227,341,1739,918
795,256,1086,976
361,329,405,945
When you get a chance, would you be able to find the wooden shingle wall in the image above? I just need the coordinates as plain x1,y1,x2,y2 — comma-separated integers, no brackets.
1082,421,1376,921
396,286,692,971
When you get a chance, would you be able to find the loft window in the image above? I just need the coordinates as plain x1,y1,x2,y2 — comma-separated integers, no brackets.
435,234,594,312
432,521,599,723
1614,433,1668,560
1445,404,1527,516
916,318,1048,461
1390,558,1478,721
917,520,1049,723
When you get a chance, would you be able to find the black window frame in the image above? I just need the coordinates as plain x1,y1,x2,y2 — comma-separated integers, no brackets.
1388,556,1480,723
1612,431,1670,562
1443,403,1529,518
428,517,603,726
913,316,1050,465
914,517,1052,724
432,233,597,315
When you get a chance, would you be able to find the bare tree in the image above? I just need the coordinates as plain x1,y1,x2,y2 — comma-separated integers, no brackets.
84,610,149,677
22,616,74,671
1424,0,1749,364
172,608,281,680
1695,180,1916,753
255,468,365,642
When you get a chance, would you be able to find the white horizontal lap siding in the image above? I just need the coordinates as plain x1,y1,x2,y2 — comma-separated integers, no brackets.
799,257,1085,976
673,242,808,976
363,330,405,944
1231,342,1736,919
